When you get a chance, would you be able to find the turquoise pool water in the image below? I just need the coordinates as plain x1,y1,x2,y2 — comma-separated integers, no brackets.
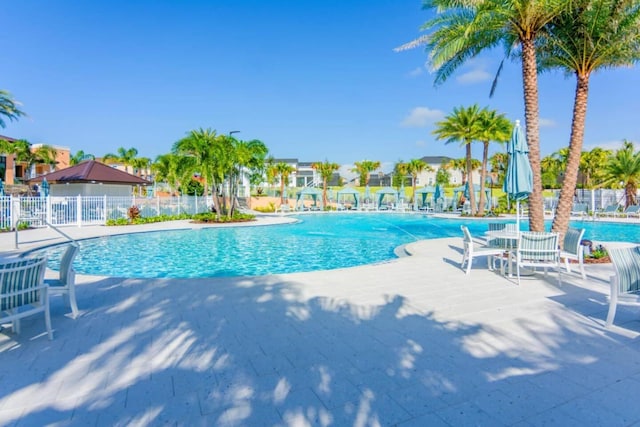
46,214,640,278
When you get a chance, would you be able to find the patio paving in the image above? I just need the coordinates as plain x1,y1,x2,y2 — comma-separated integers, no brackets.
1,216,640,426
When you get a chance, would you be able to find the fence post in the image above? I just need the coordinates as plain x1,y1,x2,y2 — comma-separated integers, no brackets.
194,194,198,214
103,195,108,224
156,195,160,216
46,195,52,224
77,195,82,227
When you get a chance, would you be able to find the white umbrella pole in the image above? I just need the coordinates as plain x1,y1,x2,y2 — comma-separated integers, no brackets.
516,200,520,233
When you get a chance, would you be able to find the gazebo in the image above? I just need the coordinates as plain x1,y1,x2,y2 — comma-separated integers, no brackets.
414,185,437,209
452,183,491,210
375,187,399,210
295,187,323,211
336,187,360,210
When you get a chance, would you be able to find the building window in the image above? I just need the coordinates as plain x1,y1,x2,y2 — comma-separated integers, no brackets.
0,156,5,181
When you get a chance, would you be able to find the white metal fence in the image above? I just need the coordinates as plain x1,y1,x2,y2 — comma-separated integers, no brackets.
0,195,211,229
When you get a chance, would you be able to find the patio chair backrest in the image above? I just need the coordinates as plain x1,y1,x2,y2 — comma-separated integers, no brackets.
624,205,640,214
572,203,588,213
460,225,472,244
0,256,48,311
59,244,79,285
563,228,585,257
518,232,559,262
608,246,640,295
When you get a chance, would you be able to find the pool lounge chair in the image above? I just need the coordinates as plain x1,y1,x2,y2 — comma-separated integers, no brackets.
571,203,589,218
606,245,640,327
599,204,621,217
622,205,640,218
46,243,80,318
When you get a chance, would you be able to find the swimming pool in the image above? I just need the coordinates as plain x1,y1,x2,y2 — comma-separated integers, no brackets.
45,214,640,278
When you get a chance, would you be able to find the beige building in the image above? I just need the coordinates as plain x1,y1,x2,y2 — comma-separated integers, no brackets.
0,135,71,185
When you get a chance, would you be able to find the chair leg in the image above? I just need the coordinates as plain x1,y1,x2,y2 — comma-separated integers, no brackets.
68,286,79,319
565,258,572,274
606,276,619,328
44,291,53,340
578,252,586,279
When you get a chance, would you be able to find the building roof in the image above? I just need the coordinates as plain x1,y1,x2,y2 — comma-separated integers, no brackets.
420,156,454,165
0,135,19,143
28,160,150,185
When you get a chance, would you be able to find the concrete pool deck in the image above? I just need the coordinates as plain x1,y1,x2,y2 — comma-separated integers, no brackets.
1,215,640,426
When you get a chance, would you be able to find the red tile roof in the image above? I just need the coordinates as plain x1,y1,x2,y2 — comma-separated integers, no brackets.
28,160,150,185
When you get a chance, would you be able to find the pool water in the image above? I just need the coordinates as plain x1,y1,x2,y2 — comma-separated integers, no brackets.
45,214,640,278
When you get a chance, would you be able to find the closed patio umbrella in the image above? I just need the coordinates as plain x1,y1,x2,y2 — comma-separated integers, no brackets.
503,120,533,232
41,178,50,197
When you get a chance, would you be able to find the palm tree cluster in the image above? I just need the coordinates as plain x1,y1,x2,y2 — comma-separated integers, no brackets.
399,0,640,239
432,105,511,216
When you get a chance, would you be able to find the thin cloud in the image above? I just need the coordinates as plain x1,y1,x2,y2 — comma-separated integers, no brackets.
401,107,445,128
539,118,556,128
456,69,491,84
408,67,424,78
583,140,627,152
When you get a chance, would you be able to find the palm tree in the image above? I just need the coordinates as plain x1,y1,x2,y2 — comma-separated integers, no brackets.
312,160,340,209
447,158,467,184
70,150,95,165
433,105,483,215
230,138,268,214
103,147,139,174
32,145,58,174
173,129,218,208
489,152,509,188
542,0,640,239
0,90,25,128
405,159,431,209
603,141,640,208
580,147,612,189
351,160,381,187
540,154,562,188
476,108,511,215
152,154,182,194
397,0,570,230
275,162,295,205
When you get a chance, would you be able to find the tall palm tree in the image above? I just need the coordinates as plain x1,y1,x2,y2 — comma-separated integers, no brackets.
230,138,268,214
70,150,95,165
433,105,483,215
542,0,640,239
476,108,511,215
103,147,139,174
398,0,570,230
0,90,25,128
540,154,562,188
32,145,58,174
405,159,431,209
580,147,612,189
312,160,340,208
603,141,640,208
489,152,509,188
447,158,468,184
173,129,218,208
152,153,183,195
275,162,295,205
351,160,381,187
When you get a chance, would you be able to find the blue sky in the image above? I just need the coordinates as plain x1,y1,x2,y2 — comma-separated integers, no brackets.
3,0,639,173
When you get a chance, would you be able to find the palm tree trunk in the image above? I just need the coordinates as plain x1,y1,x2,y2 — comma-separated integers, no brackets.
551,73,590,246
322,178,328,208
478,141,489,216
521,39,544,232
465,142,476,215
280,179,285,205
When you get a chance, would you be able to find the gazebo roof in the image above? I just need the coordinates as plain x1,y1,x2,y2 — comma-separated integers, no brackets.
28,160,149,185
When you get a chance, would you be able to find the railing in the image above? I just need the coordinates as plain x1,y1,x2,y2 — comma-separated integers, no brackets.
0,195,210,230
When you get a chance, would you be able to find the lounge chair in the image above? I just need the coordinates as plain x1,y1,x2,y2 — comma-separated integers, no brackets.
622,205,640,218
46,243,80,318
606,245,640,327
510,232,561,286
599,204,620,217
570,203,589,218
460,225,505,275
0,256,52,340
560,228,586,279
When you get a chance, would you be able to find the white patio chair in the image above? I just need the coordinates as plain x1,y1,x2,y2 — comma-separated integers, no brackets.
46,243,80,318
460,225,505,275
511,232,561,286
606,245,640,328
0,256,52,340
560,228,586,279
